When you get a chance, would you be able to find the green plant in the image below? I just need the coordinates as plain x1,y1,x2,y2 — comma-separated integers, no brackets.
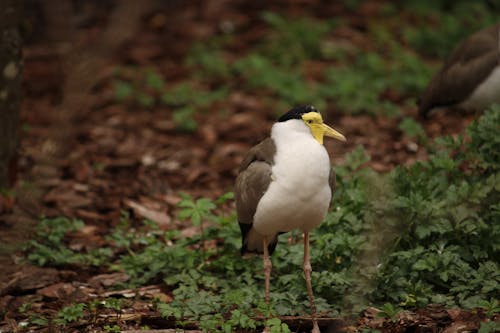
113,68,165,108
360,329,382,333
163,83,228,132
399,117,425,139
102,297,122,312
371,107,500,307
221,309,257,332
399,117,428,146
55,303,86,325
233,53,322,109
321,47,431,115
260,12,335,66
103,324,121,333
467,104,500,170
25,217,112,267
401,2,497,58
265,317,292,333
24,217,84,266
18,302,31,313
187,43,231,80
113,67,228,132
376,303,401,322
478,321,500,333
177,193,216,227
476,298,500,317
172,107,197,132
28,314,48,327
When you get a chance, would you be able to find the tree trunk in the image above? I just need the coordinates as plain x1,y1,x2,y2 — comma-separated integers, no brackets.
0,0,22,188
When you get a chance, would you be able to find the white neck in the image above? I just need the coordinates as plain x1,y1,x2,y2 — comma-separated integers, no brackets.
271,119,311,140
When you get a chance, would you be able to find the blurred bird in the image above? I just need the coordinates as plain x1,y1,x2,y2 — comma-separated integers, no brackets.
418,23,500,118
235,105,346,333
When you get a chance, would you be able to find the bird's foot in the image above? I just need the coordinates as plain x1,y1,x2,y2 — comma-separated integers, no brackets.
311,321,321,333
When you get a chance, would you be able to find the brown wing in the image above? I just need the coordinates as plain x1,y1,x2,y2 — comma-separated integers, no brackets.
419,23,500,116
235,138,276,254
329,166,336,195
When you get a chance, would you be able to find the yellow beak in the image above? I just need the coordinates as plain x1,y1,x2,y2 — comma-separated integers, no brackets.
323,123,346,142
310,123,346,145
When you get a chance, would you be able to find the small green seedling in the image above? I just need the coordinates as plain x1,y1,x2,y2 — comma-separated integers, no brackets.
377,303,401,323
55,303,86,325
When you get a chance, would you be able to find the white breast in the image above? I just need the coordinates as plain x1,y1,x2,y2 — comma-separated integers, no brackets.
460,65,500,110
252,120,332,236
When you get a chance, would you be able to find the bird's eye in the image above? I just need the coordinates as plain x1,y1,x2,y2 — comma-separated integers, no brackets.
307,120,313,124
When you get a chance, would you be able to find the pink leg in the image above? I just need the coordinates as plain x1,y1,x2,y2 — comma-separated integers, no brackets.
263,236,272,306
304,232,320,333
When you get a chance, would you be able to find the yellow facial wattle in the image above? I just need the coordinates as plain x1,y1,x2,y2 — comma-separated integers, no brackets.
301,112,346,145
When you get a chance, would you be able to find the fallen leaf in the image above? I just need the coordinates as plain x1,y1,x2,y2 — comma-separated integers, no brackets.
37,282,76,299
124,199,171,226
101,285,162,298
0,267,60,296
89,273,130,288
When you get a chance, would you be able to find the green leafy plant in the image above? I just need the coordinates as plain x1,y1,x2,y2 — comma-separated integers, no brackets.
24,217,84,266
55,303,86,325
372,107,500,307
377,303,401,322
101,297,122,312
399,117,425,139
476,298,500,317
259,11,335,66
113,68,165,108
187,43,232,80
17,302,49,328
401,2,497,58
25,217,112,267
321,48,431,115
265,317,292,333
103,324,121,333
177,193,216,227
113,67,228,132
18,302,31,313
222,309,257,332
233,53,322,108
399,117,428,147
478,321,500,333
28,314,48,327
360,329,382,333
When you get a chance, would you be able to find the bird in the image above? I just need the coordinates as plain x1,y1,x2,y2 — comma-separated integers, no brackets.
235,105,346,333
418,23,500,118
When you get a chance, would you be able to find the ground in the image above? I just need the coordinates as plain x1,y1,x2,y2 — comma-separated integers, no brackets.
0,1,496,332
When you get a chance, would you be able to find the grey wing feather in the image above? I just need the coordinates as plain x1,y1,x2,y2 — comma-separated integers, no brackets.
329,166,336,195
235,138,276,254
235,138,275,225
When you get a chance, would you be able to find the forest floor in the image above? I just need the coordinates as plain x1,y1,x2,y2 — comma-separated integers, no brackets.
0,1,490,332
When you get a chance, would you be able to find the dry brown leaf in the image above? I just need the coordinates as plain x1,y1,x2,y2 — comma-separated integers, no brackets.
124,199,171,226
101,285,162,298
0,267,60,296
88,273,130,288
37,282,76,299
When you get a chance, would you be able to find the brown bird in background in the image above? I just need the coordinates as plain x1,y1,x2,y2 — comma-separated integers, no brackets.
418,23,500,118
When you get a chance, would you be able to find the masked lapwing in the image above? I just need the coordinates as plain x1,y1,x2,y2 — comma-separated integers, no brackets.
235,105,346,333
418,23,500,118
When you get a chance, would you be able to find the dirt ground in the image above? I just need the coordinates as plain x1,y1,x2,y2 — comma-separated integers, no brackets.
0,1,485,332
